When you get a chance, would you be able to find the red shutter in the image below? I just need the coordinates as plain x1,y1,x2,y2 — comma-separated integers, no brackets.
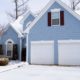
48,12,51,26
60,11,64,25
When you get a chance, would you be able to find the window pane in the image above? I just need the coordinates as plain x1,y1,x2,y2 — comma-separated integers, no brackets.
52,12,59,19
51,12,60,25
7,51,12,56
7,42,13,57
52,19,59,25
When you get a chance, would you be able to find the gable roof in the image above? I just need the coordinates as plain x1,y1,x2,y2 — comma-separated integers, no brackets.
8,10,35,37
1,23,23,37
20,10,36,24
10,22,23,37
24,0,80,33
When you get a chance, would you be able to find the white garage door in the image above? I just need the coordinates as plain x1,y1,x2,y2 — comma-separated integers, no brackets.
31,41,54,64
58,40,80,66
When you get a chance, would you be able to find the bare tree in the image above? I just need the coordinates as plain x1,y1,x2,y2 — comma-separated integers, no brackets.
7,0,29,21
0,25,4,36
15,0,18,19
70,0,80,10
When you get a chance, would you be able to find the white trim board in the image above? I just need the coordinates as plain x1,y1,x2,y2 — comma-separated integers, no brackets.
31,41,54,44
5,39,14,45
58,40,80,44
24,0,80,33
51,9,60,12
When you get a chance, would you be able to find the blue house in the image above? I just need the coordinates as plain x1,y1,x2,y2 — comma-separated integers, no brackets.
24,0,80,65
1,0,80,65
0,10,35,61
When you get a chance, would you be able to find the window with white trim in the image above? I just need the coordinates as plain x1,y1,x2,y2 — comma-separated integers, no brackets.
5,39,14,57
51,12,60,25
7,41,13,57
48,9,64,26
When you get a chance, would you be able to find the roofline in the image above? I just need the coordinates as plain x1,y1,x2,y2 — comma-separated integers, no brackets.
24,0,80,33
2,23,23,38
10,23,23,37
20,10,36,24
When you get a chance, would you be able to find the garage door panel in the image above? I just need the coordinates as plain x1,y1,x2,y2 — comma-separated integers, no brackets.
31,41,54,64
58,41,80,65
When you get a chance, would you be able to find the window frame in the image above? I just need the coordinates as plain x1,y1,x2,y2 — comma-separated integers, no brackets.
5,39,14,57
7,41,13,57
51,9,60,26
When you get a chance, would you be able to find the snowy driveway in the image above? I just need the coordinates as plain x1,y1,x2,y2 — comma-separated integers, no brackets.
0,64,80,80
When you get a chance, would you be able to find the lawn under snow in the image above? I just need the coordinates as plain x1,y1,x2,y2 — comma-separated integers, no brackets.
0,64,80,80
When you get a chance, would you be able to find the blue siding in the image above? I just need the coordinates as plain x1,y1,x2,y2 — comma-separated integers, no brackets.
0,25,20,58
1,26,19,44
28,2,80,64
23,14,35,30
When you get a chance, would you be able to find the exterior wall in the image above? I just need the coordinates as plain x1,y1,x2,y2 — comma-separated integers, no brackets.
0,25,20,58
23,14,35,30
28,2,80,64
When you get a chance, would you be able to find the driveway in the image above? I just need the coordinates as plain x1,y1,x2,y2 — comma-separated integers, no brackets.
0,64,80,80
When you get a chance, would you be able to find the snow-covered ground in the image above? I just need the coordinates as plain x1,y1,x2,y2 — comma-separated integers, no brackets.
0,64,80,80
0,61,26,73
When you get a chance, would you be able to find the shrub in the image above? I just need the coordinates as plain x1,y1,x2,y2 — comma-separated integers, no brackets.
0,57,9,66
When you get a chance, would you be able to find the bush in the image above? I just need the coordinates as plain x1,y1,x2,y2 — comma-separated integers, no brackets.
0,57,9,66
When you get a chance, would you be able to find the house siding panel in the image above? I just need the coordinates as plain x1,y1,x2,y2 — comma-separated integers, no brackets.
0,26,20,58
23,14,35,30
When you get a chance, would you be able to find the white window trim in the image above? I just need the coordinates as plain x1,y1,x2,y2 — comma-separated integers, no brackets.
51,9,60,12
5,39,14,57
5,39,14,45
51,9,60,26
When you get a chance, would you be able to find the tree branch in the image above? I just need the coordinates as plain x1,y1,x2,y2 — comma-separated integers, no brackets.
75,0,80,7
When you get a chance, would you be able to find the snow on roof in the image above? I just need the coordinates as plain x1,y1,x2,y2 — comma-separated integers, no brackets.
9,10,35,37
75,10,80,16
25,21,32,28
20,10,36,24
10,21,23,37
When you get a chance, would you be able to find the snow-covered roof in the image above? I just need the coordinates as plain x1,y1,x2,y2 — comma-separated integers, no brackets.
10,22,23,37
75,10,80,16
20,10,36,24
24,0,80,33
9,10,35,37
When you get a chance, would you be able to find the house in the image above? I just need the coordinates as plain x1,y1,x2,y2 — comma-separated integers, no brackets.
24,0,80,65
1,0,80,66
0,10,35,61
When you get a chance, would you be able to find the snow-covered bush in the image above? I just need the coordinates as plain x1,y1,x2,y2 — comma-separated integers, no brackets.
0,57,9,66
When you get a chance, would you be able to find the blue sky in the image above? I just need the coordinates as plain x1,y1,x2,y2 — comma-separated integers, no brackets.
0,0,69,25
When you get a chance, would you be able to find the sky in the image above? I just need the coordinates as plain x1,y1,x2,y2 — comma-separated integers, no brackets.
0,0,69,26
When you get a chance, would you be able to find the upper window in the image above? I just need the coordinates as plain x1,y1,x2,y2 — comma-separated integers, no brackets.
51,12,60,25
48,9,64,26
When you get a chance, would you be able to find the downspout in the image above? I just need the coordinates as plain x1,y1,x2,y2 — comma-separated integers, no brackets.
26,33,29,63
20,38,22,61
18,36,22,61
